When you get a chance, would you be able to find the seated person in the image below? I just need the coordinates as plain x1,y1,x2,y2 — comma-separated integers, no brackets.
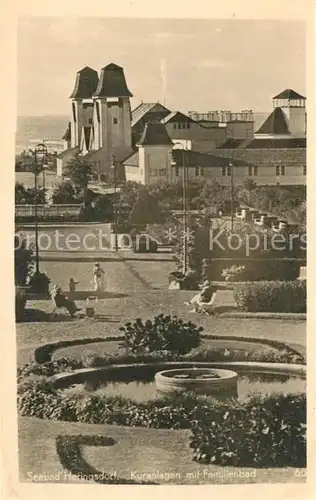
50,284,81,317
184,280,217,314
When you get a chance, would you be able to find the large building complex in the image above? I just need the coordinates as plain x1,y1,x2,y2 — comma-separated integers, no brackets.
58,64,306,187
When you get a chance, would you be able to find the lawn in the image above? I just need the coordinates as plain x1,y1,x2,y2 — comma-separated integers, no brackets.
19,417,305,485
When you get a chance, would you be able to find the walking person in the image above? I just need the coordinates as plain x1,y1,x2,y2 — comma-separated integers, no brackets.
93,263,105,292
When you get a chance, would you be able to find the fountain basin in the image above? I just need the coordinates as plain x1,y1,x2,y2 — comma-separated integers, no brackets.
155,368,238,397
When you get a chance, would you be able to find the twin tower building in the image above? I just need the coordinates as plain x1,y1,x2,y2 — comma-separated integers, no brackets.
60,63,134,178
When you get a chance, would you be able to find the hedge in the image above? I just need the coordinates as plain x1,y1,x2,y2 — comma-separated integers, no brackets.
234,281,306,313
17,382,306,468
207,259,302,281
189,393,306,467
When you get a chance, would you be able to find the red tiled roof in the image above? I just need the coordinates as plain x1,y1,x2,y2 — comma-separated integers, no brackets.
255,107,290,135
70,67,99,99
137,121,173,146
273,89,306,100
93,63,133,98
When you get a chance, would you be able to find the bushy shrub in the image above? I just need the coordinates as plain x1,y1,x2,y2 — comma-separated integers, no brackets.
189,393,306,467
207,259,301,281
28,272,51,294
234,281,306,313
119,314,202,354
15,288,27,322
222,265,246,282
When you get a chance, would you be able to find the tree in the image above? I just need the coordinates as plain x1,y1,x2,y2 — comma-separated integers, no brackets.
91,194,113,222
65,153,93,189
15,182,27,204
51,181,77,204
129,188,165,226
14,233,34,285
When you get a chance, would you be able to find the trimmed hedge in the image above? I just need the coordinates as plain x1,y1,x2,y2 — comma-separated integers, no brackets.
189,393,306,467
234,281,306,313
207,259,302,281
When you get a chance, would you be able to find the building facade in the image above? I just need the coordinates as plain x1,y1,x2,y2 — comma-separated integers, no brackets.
58,64,133,180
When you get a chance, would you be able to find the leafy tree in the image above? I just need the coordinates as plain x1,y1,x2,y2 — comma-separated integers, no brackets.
92,194,113,222
129,188,165,226
65,153,93,189
51,181,77,204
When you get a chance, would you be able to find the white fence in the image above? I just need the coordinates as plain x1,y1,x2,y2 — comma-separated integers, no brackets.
15,204,83,217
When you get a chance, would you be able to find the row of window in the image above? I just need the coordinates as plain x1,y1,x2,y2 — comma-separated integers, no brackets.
221,166,306,176
174,167,204,176
173,122,191,130
152,168,167,177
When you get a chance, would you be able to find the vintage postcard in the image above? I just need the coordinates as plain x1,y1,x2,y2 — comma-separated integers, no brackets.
1,0,315,498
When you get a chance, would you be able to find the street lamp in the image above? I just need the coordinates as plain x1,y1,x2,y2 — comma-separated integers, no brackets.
22,143,48,274
111,155,118,252
229,161,234,231
171,142,188,275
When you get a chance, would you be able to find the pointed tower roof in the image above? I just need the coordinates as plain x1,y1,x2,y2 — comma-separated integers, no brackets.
70,66,99,99
137,121,173,146
62,122,71,141
93,63,133,98
255,107,290,135
273,89,306,100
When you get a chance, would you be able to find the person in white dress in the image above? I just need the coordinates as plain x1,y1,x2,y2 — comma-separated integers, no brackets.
93,263,105,292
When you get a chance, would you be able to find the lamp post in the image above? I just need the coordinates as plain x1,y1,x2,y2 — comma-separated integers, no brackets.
229,161,234,232
111,155,118,252
171,142,188,275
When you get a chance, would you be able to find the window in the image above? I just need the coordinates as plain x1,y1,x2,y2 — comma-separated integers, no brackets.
276,166,280,176
248,166,258,176
173,123,177,129
153,169,158,176
175,167,179,176
113,117,118,124
200,167,204,176
227,166,231,177
96,102,101,123
303,165,306,175
88,118,93,124
281,166,285,176
186,123,191,129
195,167,199,176
221,167,226,176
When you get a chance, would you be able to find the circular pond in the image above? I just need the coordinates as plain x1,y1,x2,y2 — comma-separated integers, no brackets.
55,362,306,403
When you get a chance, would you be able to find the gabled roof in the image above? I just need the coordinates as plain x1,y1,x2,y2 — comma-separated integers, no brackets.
123,151,139,166
137,121,174,147
70,66,99,99
160,111,194,124
255,107,290,135
131,102,171,127
62,122,71,141
273,89,306,100
93,63,133,98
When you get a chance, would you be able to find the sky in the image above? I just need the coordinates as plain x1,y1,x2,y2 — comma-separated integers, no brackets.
17,17,306,116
